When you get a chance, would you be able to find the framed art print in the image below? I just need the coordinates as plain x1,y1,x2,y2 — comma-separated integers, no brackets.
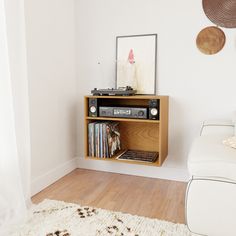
116,34,157,95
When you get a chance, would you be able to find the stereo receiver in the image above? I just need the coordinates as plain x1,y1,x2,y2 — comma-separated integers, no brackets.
99,106,147,119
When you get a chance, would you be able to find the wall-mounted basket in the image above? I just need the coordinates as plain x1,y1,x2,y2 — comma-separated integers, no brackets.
203,0,236,28
196,26,226,55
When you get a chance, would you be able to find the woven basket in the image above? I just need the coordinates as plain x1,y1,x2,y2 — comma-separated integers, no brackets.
196,26,226,55
203,0,236,28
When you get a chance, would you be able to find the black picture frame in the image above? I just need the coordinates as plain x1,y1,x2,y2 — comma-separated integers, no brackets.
116,34,157,95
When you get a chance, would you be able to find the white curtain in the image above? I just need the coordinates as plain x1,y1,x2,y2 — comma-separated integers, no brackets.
0,0,31,234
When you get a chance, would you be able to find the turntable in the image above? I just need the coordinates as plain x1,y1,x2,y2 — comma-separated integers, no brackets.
91,86,137,96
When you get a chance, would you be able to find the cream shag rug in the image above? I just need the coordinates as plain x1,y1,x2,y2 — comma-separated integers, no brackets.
10,199,192,236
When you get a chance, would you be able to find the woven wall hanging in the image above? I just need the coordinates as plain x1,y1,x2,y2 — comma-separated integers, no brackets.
203,0,236,28
196,26,226,55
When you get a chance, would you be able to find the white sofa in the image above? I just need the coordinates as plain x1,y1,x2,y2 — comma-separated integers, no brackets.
186,120,236,236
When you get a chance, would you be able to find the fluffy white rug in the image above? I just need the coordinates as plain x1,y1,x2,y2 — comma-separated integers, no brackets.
10,199,192,236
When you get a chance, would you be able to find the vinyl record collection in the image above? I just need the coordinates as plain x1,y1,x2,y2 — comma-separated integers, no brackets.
88,122,121,158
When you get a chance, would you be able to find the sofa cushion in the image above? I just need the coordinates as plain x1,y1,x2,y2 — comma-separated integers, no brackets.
223,136,236,149
201,120,234,136
232,111,236,136
188,135,236,181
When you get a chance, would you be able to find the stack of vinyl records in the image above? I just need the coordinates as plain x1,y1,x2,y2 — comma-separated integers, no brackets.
117,150,158,163
88,122,121,158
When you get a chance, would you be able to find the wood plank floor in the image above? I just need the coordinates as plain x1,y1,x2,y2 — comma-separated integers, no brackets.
32,169,187,224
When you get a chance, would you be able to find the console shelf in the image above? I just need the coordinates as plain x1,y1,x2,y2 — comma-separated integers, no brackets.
85,151,160,167
84,95,169,166
85,116,160,123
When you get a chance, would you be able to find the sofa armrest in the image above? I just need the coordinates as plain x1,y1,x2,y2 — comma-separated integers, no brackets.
200,119,234,136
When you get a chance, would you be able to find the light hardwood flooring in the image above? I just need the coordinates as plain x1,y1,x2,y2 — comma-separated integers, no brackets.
32,169,187,224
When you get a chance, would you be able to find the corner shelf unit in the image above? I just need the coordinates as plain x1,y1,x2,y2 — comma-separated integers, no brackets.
84,95,169,166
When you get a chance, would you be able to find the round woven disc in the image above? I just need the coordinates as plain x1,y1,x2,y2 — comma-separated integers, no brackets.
203,0,236,28
196,26,226,55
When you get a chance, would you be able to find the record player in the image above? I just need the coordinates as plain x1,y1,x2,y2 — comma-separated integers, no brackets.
91,86,137,96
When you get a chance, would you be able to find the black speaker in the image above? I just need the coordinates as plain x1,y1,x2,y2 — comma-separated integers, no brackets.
148,99,159,120
89,98,98,117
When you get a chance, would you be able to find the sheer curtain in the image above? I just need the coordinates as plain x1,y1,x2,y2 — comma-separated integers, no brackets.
0,0,31,234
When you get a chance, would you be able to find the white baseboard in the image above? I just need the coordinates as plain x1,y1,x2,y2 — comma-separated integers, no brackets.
31,157,189,196
77,157,190,182
31,158,78,196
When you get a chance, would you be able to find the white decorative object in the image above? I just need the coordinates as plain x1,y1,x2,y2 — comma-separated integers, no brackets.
10,199,192,236
223,136,236,149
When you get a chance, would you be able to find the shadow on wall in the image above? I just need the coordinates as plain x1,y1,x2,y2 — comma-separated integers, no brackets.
69,102,78,158
168,97,202,166
76,96,85,157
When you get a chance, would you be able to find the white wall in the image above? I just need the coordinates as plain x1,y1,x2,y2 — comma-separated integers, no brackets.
24,0,78,195
75,0,236,179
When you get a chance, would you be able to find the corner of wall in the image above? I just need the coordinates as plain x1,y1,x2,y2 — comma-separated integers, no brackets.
31,158,78,196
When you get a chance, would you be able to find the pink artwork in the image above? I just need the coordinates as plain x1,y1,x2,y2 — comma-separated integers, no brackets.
116,34,157,94
128,49,135,64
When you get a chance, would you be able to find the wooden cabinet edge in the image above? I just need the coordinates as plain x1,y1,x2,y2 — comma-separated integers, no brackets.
85,156,161,167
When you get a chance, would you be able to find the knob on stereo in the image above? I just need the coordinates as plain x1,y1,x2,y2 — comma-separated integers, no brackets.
148,99,159,120
138,110,144,116
88,98,98,117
